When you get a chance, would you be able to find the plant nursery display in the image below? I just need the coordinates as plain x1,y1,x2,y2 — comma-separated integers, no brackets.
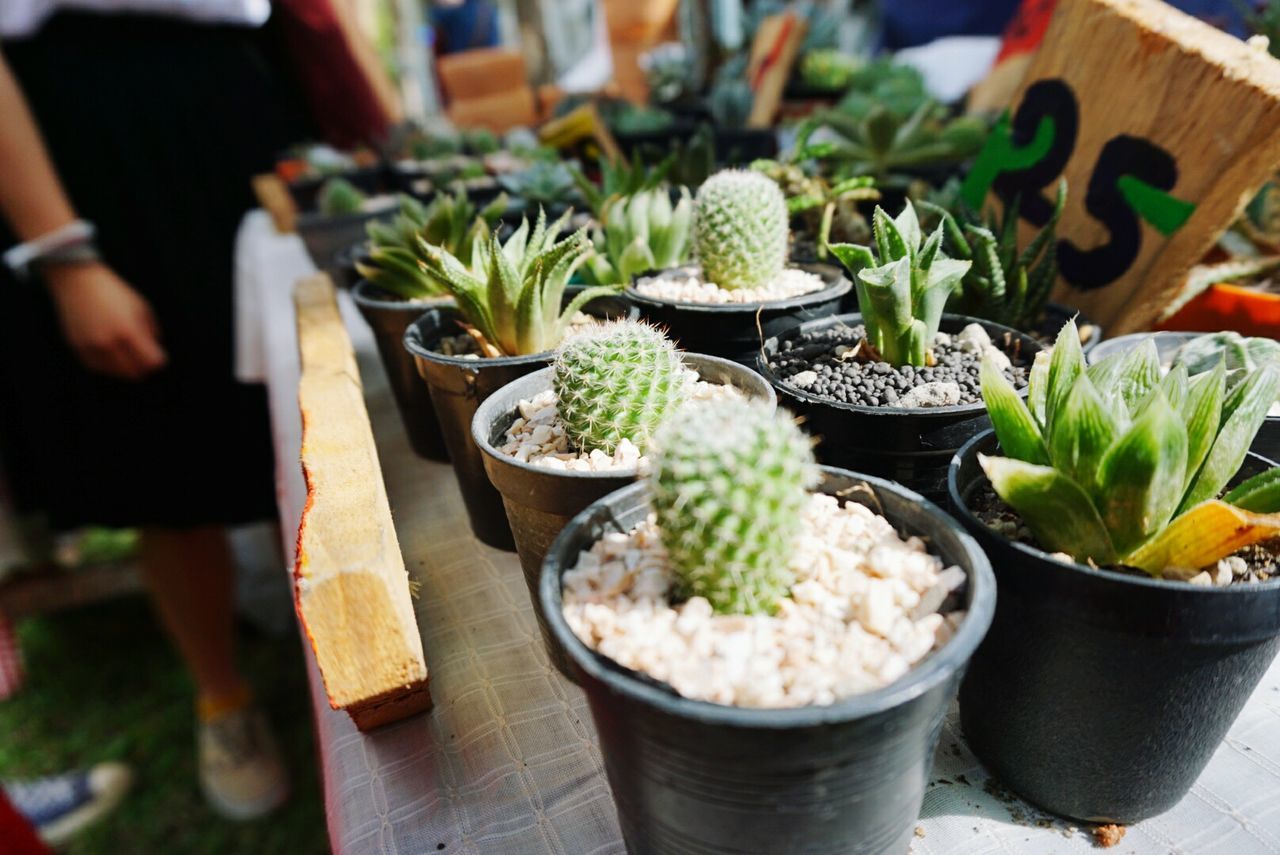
949,320,1280,824
470,320,772,674
539,398,994,853
626,169,850,362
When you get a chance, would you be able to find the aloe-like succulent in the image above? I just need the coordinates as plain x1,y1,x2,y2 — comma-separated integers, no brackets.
497,161,580,208
553,320,691,454
569,150,675,219
827,202,971,367
1175,331,1280,376
355,192,507,300
980,320,1280,577
919,182,1066,331
651,399,819,615
416,208,616,357
317,177,366,216
580,188,694,287
693,170,790,291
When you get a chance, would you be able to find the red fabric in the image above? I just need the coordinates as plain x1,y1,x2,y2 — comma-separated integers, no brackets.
0,788,49,855
272,0,391,149
0,611,23,701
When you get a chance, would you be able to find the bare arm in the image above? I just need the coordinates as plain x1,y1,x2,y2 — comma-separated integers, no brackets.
0,49,166,380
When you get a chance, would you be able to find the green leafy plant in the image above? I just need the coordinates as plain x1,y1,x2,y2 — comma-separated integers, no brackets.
580,188,693,286
799,49,861,91
497,161,580,208
918,181,1066,330
647,123,717,189
553,320,691,454
1175,331,1280,376
980,320,1280,577
317,177,366,216
416,209,615,357
356,192,507,300
827,202,971,367
834,59,933,121
569,151,675,218
462,128,500,155
651,399,819,615
692,169,790,291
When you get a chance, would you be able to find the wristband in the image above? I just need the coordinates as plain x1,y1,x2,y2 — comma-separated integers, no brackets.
3,220,97,278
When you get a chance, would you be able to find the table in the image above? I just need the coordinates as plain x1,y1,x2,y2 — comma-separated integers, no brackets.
234,210,1280,855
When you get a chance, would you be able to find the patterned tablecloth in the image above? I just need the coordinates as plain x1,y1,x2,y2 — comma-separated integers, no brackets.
233,211,1280,855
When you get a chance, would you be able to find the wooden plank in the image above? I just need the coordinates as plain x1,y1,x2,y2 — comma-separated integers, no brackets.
964,0,1280,334
251,174,297,235
746,13,808,129
293,274,430,730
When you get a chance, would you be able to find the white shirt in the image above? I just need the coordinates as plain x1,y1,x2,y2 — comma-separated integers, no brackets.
0,0,270,38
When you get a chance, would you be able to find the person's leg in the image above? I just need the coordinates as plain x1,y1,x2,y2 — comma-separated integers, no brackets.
138,526,246,708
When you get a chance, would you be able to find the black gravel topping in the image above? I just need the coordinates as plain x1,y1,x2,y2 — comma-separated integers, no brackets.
768,324,1030,408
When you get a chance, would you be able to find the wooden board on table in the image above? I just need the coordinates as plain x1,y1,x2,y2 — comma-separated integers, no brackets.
293,274,430,731
962,0,1280,334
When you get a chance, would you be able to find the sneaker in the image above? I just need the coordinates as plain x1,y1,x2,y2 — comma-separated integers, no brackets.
3,763,132,846
197,705,289,820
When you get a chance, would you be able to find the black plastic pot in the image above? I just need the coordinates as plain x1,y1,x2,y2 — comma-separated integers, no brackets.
287,165,385,212
949,430,1280,823
403,294,636,550
472,355,776,677
332,239,372,291
1091,330,1278,464
759,313,1041,501
296,202,397,274
625,264,851,366
352,282,451,461
540,469,995,854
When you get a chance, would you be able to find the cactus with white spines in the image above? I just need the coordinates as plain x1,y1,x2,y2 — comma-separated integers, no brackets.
693,169,790,291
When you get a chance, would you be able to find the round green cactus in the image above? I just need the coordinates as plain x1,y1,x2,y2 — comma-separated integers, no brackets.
693,169,789,291
553,320,691,454
651,399,819,615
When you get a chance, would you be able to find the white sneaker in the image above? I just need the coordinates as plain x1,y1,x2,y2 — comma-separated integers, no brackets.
197,706,289,820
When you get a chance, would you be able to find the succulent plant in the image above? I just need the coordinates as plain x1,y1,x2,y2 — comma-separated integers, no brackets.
580,188,694,287
708,79,754,129
755,159,879,260
981,320,1280,577
317,177,366,216
356,191,507,300
834,59,933,121
416,208,615,356
553,320,691,454
693,170,790,291
919,181,1066,331
799,49,861,92
1174,331,1280,376
569,150,675,219
462,128,500,155
828,202,971,367
651,399,819,615
497,161,580,208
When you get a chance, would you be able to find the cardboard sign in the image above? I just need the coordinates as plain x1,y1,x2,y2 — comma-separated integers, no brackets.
963,0,1280,334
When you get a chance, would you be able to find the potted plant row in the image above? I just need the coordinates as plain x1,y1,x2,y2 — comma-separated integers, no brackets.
950,320,1280,823
624,169,851,365
759,201,1041,500
471,320,774,675
540,398,995,853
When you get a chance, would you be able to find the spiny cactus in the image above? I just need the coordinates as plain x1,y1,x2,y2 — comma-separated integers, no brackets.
553,320,691,454
317,177,366,216
651,400,819,615
693,170,790,291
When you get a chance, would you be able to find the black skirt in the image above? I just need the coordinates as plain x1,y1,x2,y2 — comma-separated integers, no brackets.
0,12,305,529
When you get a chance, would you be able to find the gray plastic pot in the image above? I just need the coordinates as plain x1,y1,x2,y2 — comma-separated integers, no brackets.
540,469,996,854
352,282,450,461
1090,330,1278,464
949,430,1280,823
624,264,851,366
472,355,776,677
758,313,1041,501
403,294,636,550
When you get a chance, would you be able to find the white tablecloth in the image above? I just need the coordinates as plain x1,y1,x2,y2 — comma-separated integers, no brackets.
233,210,1280,854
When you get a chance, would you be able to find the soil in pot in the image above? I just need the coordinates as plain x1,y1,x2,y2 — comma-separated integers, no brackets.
949,430,1280,824
351,281,450,461
473,352,773,677
540,468,995,854
760,313,1039,499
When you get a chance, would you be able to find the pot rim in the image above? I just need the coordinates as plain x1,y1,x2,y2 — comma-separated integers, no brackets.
624,263,851,314
949,428,1280,595
540,469,997,728
352,279,452,312
757,312,1040,418
471,353,777,482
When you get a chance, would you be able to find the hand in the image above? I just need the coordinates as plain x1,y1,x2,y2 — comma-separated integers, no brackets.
44,262,168,380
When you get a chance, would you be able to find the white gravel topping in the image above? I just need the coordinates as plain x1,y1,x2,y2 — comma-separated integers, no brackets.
500,372,743,473
562,493,967,708
634,265,826,305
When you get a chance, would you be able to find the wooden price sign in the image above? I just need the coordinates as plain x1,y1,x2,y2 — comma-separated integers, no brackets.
962,0,1280,334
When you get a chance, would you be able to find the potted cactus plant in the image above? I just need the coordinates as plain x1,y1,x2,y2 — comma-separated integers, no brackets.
539,398,995,853
759,201,1041,499
949,320,1280,823
625,169,851,364
296,176,400,273
403,209,634,549
470,320,775,675
351,192,506,461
